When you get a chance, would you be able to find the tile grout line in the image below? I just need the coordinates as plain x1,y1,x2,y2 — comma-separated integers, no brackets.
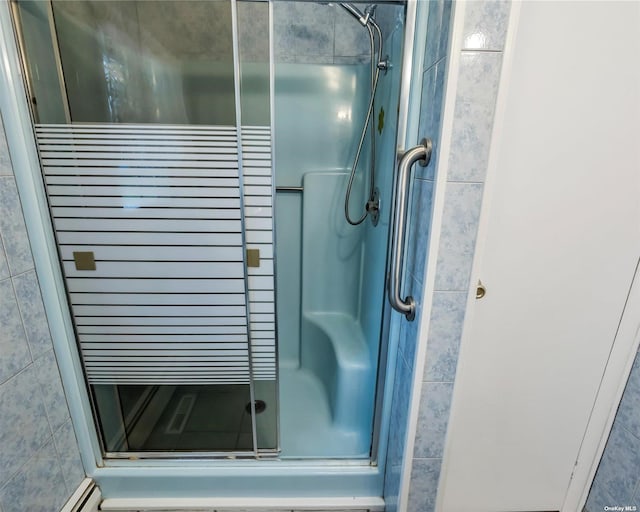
6,270,64,456
415,176,436,183
18,343,57,441
445,180,485,185
7,266,36,280
0,357,34,390
0,176,36,278
460,48,504,54
0,271,34,388
50,419,74,496
0,231,9,279
0,413,56,492
414,178,485,186
9,272,35,366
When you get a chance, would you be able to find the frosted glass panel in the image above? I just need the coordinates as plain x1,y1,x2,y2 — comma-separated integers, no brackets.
14,0,277,455
36,124,251,384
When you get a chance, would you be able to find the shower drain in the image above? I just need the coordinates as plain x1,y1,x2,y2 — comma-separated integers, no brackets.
245,400,266,415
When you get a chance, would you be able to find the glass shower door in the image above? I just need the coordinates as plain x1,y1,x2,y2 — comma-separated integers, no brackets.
12,0,277,455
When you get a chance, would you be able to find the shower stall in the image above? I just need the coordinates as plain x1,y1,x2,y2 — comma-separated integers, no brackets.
272,1,406,458
4,0,424,497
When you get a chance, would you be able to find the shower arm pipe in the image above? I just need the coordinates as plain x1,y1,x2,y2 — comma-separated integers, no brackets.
388,138,432,321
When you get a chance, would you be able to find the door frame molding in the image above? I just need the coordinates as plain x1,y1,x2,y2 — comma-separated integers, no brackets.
562,258,640,511
0,0,104,472
434,1,640,509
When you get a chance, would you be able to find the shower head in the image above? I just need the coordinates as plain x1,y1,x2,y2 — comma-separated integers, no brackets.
339,3,379,29
364,4,378,20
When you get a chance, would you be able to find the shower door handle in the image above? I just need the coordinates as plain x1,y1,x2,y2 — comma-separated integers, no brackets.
388,138,432,321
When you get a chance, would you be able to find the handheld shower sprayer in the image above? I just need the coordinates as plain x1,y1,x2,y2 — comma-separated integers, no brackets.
363,4,378,25
338,3,385,226
340,2,377,27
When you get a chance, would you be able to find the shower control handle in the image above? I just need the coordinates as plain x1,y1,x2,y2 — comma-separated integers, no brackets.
388,138,432,321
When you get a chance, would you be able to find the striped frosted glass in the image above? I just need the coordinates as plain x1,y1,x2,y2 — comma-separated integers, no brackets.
242,126,276,381
35,124,276,384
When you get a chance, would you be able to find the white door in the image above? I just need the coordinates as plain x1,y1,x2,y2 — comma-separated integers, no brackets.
439,1,640,510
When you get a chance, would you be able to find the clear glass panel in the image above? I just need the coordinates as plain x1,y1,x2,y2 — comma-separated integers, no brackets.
12,1,66,123
237,0,277,452
94,384,256,452
50,0,236,124
238,1,270,126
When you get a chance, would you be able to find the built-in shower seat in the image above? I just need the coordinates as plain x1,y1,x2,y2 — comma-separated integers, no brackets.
303,311,373,432
300,172,376,436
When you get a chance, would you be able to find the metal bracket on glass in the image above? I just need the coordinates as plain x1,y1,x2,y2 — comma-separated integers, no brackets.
366,187,381,226
388,138,432,321
377,55,390,74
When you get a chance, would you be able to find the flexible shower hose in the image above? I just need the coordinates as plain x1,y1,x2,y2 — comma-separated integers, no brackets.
344,20,383,226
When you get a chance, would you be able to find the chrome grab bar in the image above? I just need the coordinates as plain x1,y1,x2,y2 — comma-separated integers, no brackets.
388,138,432,321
